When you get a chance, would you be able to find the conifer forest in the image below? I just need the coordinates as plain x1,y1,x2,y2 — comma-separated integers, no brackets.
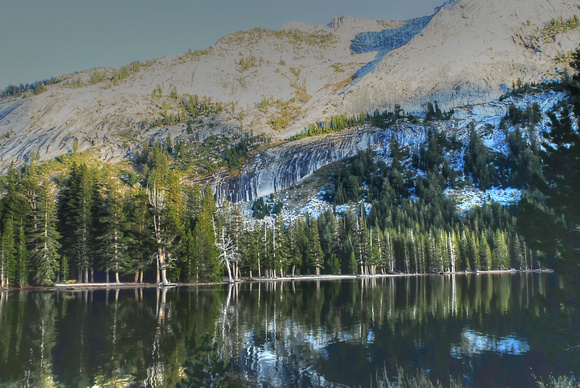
0,57,579,289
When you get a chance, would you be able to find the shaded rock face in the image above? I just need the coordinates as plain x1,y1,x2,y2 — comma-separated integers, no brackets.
216,126,428,203
350,15,434,54
348,0,459,55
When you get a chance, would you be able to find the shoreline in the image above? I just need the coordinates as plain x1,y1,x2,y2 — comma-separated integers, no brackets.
0,269,554,292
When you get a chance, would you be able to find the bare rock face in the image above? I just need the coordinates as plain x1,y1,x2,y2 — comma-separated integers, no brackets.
350,14,435,54
215,125,429,203
215,91,562,203
331,0,580,117
0,0,579,176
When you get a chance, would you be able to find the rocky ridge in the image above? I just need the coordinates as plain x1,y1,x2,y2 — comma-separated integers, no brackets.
0,0,578,195
216,90,564,205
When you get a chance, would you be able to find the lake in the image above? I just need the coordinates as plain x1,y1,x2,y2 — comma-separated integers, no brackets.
0,273,577,387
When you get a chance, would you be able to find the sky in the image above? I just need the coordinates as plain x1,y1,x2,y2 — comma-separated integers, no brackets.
0,0,444,89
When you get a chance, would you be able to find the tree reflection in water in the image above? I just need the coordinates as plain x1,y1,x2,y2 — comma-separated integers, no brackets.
0,273,574,387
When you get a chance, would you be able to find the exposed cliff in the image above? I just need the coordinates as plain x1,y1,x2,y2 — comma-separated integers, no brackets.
216,125,430,203
350,15,434,54
216,91,563,203
0,0,578,189
331,0,580,117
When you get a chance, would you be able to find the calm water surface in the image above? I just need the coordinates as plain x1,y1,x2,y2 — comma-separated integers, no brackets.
0,273,577,387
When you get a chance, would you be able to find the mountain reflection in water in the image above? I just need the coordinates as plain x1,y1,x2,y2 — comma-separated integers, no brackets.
0,273,576,387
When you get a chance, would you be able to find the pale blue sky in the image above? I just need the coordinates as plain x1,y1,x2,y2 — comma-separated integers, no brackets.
0,0,444,88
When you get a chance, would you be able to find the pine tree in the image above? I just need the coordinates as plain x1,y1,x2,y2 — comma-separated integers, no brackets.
383,229,395,272
30,181,60,286
61,164,96,282
448,231,458,272
492,230,510,270
464,127,494,190
478,231,492,270
15,225,29,287
147,169,185,284
466,231,479,270
182,185,203,282
307,219,324,276
165,171,185,276
273,214,289,277
519,64,580,272
124,188,152,283
0,218,16,288
347,250,357,274
510,234,524,270
97,180,128,283
194,186,220,282
287,222,302,277
240,226,260,278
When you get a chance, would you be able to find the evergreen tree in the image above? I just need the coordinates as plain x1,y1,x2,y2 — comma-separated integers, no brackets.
194,186,220,281
465,231,479,270
510,234,524,270
478,231,492,270
492,230,510,270
15,225,29,286
519,81,580,272
147,168,185,283
448,231,458,272
0,218,16,288
287,222,302,277
30,181,60,286
347,250,357,274
61,164,96,282
240,226,260,278
307,219,324,276
383,229,395,272
273,214,289,277
464,127,494,189
182,184,203,282
124,188,152,282
97,180,128,283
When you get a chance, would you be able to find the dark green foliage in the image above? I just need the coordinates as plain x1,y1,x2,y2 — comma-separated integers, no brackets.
505,127,541,188
327,148,386,205
30,181,61,286
329,132,458,207
177,333,231,388
189,185,221,282
307,219,324,275
251,195,283,219
59,164,97,282
251,198,268,219
97,182,128,282
1,77,60,99
123,189,152,282
0,219,16,287
289,106,422,141
503,103,542,127
223,136,253,170
425,101,454,121
463,127,498,190
289,113,367,141
519,59,580,272
500,78,564,100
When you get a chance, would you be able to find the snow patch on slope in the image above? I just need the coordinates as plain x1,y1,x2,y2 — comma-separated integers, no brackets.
445,187,522,212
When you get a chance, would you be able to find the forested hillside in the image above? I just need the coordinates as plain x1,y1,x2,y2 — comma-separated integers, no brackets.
0,51,578,287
